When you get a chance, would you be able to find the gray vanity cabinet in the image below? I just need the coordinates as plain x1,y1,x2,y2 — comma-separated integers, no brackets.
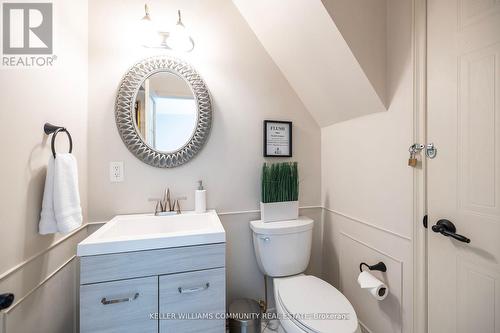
79,243,226,333
80,276,158,333
159,268,225,332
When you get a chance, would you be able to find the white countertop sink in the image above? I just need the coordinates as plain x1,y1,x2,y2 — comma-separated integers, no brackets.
77,210,225,256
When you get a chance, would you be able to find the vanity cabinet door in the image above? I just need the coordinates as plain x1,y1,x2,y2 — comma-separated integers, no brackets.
159,268,225,333
80,276,158,333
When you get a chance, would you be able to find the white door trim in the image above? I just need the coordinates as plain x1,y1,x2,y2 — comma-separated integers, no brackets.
412,0,428,332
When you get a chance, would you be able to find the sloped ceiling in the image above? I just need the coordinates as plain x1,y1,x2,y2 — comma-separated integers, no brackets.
232,0,387,127
322,0,388,108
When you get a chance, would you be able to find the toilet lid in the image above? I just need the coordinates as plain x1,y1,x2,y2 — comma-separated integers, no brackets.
277,275,358,333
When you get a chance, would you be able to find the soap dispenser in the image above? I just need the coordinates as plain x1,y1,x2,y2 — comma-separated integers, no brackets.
195,180,206,213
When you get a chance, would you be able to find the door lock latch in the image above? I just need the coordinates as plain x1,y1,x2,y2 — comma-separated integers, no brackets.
425,143,437,159
408,143,438,159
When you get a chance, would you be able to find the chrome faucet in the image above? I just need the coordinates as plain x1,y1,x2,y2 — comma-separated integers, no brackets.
149,188,186,215
173,196,187,214
162,188,173,212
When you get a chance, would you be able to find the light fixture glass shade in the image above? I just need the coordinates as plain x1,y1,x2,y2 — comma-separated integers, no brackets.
165,11,194,52
139,5,157,47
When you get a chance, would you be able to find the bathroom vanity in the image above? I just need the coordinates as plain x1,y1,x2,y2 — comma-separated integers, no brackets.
77,54,225,332
77,211,226,333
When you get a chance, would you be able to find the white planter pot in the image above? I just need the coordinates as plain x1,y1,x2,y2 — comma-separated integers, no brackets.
260,201,299,223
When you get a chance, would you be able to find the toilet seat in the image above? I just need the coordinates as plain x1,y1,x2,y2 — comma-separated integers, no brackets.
275,275,359,333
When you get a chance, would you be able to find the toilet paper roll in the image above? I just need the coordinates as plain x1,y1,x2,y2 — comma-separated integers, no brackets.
357,271,388,301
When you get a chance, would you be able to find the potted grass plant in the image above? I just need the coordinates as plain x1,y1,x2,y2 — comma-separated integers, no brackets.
260,162,299,222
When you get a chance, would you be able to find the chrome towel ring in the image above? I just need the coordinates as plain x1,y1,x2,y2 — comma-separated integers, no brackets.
43,123,73,158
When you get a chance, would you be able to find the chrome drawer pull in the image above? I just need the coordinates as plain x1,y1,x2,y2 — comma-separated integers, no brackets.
101,292,139,305
178,283,210,294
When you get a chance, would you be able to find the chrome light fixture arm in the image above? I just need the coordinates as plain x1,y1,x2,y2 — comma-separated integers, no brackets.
140,4,194,52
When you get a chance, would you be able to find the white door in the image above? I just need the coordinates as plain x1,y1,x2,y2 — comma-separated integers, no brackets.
427,0,500,332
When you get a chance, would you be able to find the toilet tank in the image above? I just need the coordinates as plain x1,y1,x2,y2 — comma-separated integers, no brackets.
250,217,313,277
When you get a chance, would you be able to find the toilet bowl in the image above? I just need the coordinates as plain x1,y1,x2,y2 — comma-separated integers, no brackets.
273,275,360,333
250,217,360,333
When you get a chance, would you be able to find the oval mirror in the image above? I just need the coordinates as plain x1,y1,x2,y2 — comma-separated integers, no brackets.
115,57,212,168
135,72,197,153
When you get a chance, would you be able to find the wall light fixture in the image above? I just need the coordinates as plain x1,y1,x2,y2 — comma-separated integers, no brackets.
140,4,195,52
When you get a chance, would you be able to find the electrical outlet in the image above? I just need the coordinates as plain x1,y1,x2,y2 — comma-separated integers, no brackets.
110,162,124,182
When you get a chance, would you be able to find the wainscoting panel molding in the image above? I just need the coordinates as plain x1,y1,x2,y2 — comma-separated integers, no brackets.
0,208,323,333
339,232,403,333
324,207,411,241
0,223,103,333
322,208,413,333
3,259,78,333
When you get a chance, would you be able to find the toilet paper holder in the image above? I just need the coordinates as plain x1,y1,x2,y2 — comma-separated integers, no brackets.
359,261,387,273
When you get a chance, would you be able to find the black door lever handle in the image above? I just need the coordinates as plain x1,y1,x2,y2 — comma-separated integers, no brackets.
432,219,470,243
0,293,14,310
438,228,471,243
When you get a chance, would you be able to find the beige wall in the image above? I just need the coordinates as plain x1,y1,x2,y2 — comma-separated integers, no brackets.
221,207,323,310
0,0,88,332
1,228,90,333
232,0,387,126
322,0,388,106
87,0,322,304
321,0,414,332
0,0,416,331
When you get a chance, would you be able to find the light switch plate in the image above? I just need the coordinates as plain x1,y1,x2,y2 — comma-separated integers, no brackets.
110,162,124,182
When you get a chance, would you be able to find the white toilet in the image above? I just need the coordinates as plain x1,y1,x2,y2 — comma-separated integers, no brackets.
250,216,361,333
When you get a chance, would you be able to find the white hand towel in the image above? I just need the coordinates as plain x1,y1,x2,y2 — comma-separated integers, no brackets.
39,153,82,234
53,153,82,234
39,156,58,234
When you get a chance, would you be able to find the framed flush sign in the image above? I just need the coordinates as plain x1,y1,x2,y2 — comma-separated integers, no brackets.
264,120,292,157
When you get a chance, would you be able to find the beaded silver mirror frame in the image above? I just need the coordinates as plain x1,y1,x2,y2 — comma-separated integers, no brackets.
115,56,212,168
